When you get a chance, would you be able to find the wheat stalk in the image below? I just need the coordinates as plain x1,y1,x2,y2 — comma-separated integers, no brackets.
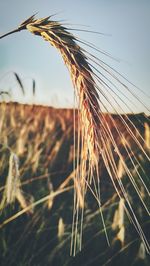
0,15,149,254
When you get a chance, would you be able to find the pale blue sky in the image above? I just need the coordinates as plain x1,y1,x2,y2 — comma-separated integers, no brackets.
0,0,150,111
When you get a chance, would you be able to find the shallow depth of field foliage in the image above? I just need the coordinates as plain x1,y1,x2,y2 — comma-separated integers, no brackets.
0,102,149,266
0,13,150,265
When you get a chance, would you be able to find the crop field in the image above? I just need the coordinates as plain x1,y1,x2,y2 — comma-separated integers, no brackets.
0,102,149,266
0,6,150,266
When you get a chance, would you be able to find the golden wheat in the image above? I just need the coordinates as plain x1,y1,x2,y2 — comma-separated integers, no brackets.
0,15,149,254
0,148,30,212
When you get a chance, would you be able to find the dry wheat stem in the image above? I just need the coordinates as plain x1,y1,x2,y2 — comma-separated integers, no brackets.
0,15,149,254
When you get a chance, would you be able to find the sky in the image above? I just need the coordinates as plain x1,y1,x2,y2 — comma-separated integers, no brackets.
0,0,150,110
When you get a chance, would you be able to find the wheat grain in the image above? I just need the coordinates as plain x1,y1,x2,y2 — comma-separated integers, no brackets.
58,217,65,240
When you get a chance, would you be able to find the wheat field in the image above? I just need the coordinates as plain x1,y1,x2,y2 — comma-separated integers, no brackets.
0,14,150,266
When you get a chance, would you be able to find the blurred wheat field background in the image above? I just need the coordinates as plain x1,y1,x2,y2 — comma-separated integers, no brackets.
0,101,149,265
0,7,150,266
